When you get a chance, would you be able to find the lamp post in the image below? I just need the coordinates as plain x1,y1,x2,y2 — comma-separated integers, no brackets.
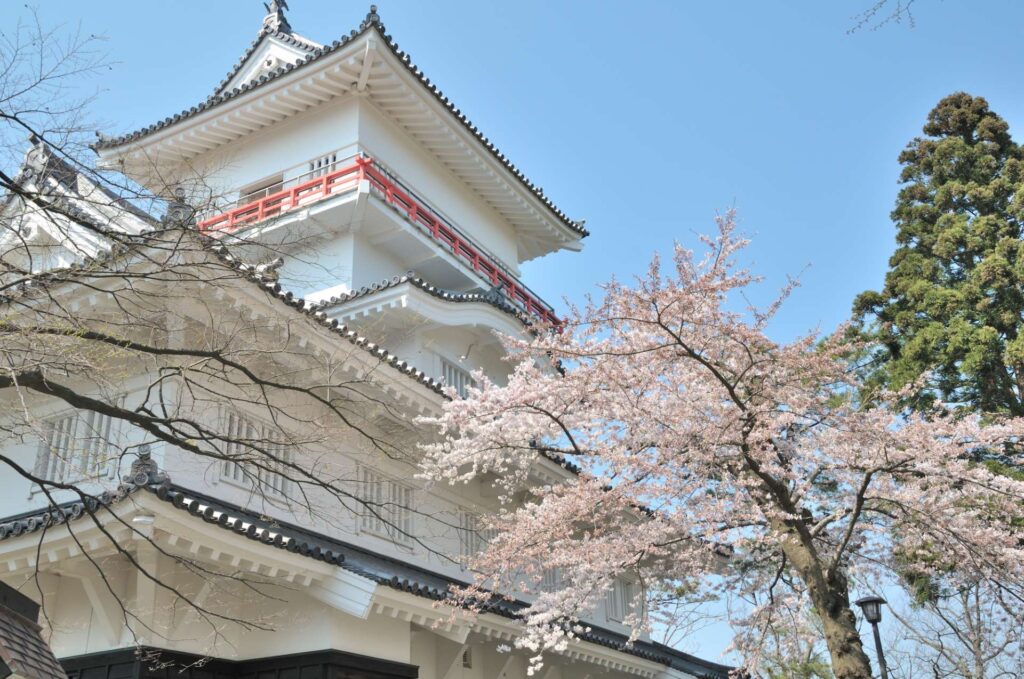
855,595,889,679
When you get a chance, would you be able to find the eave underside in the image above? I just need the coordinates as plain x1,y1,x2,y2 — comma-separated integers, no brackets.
96,25,585,261
0,485,732,679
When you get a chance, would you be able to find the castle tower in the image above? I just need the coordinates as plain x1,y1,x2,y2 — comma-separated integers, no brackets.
95,3,587,394
0,6,729,679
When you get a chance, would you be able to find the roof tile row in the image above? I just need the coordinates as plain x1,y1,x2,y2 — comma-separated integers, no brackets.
204,242,448,397
93,7,588,237
310,272,536,327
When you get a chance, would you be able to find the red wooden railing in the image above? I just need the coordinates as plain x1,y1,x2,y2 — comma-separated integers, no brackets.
198,160,363,233
198,156,559,325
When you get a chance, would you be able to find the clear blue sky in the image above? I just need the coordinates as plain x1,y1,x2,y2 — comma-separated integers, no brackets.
13,0,1023,659
18,0,1024,342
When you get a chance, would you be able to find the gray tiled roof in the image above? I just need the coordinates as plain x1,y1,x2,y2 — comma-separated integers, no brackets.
150,484,733,679
93,7,588,238
204,242,447,396
0,486,136,541
2,137,158,231
0,224,448,398
0,477,732,678
309,272,537,327
0,607,66,679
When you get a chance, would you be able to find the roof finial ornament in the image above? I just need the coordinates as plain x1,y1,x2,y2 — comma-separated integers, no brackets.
123,446,170,488
22,136,50,177
362,4,381,29
482,281,505,306
162,186,196,228
262,0,292,33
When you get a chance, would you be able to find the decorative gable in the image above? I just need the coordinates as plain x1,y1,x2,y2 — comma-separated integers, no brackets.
211,1,321,97
217,31,321,96
0,139,153,274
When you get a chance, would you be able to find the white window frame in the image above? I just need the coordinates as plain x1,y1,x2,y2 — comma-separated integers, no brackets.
458,510,498,569
217,411,292,498
440,357,476,399
236,173,284,205
358,466,414,547
309,152,338,178
606,578,640,623
34,406,122,486
540,566,562,593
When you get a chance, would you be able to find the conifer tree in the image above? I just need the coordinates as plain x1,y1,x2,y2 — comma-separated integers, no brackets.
853,92,1024,416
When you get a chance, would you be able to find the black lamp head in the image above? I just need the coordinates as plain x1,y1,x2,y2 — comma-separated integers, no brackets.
855,595,887,624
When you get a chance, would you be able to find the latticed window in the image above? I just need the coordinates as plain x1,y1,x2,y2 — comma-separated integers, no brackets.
458,510,498,567
220,411,292,497
441,358,475,398
358,467,414,545
309,152,338,178
606,579,640,622
458,511,479,563
541,567,562,593
35,409,119,483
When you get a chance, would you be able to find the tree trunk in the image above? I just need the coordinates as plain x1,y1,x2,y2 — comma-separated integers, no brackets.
811,584,875,679
781,535,875,679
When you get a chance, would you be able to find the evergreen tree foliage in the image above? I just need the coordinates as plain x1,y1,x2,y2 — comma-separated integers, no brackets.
853,92,1024,416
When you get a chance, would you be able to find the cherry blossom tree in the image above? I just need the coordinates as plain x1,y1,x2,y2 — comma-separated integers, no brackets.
420,213,1024,679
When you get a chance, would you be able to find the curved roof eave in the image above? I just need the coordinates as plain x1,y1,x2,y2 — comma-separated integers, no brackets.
1,227,448,401
310,272,538,330
92,8,588,239
0,482,733,679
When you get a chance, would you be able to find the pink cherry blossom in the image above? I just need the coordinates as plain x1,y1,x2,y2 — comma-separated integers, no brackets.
421,212,1024,679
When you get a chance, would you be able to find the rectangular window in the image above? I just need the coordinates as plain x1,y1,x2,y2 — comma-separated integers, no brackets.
35,409,119,483
237,174,283,206
458,510,498,568
458,511,479,564
220,411,291,497
358,467,414,545
309,153,338,179
441,358,475,399
607,579,639,623
541,567,562,593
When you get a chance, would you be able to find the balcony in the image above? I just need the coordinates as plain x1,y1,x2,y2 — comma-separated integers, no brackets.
198,155,559,326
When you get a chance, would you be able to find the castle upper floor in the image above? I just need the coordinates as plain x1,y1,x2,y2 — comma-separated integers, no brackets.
94,6,587,278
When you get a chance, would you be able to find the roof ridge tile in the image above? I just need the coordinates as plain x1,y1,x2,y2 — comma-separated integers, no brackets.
93,16,588,237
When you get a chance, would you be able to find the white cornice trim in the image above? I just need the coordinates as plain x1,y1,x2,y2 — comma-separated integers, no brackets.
96,29,583,259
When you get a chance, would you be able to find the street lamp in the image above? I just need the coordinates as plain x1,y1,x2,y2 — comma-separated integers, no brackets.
855,595,889,679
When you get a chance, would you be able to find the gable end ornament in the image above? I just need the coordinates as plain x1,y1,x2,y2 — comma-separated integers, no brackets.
122,446,170,489
361,4,381,30
263,0,292,33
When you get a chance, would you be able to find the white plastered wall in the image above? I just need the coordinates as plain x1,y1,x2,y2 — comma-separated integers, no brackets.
356,101,522,273
182,94,524,280
187,97,360,209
